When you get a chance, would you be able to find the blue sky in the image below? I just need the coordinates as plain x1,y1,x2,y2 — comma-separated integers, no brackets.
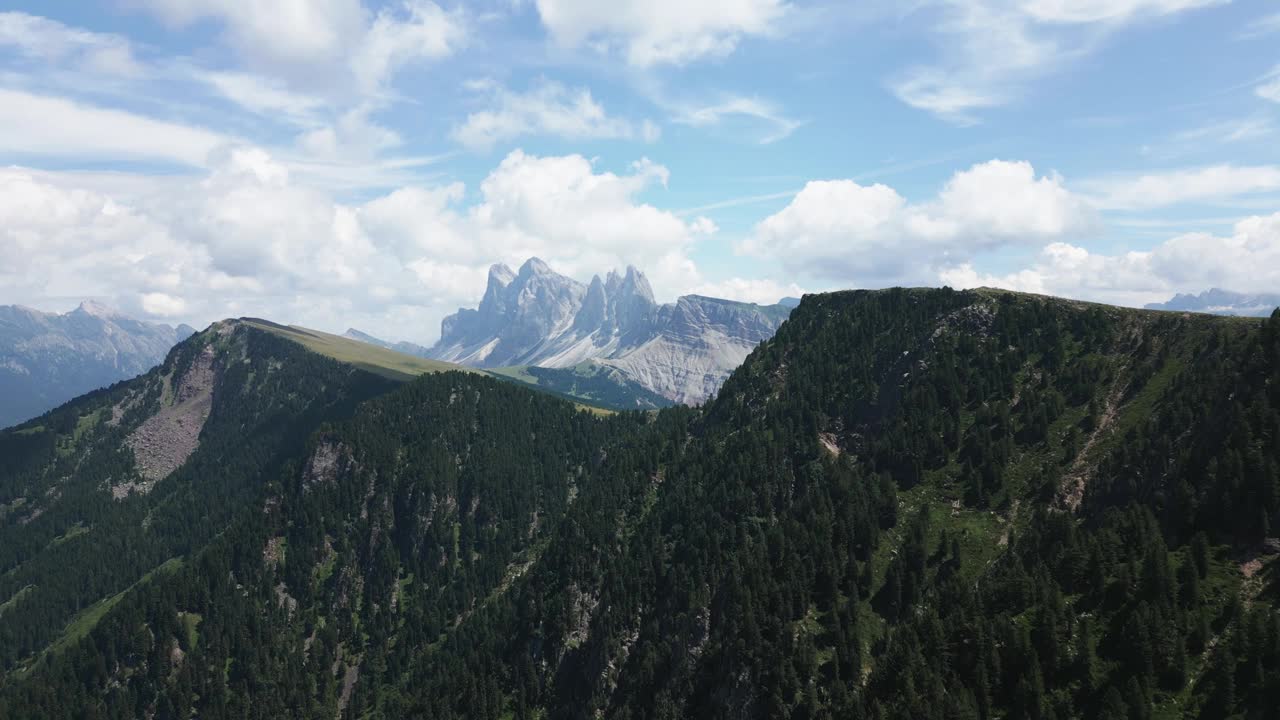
1,0,1278,342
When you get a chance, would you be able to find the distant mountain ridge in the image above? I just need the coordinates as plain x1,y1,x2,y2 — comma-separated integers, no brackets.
1146,287,1280,316
341,328,432,358
423,258,794,404
0,302,195,428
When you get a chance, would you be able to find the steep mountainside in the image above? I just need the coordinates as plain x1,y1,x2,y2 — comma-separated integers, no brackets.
426,258,792,404
2,290,1279,720
1146,288,1280,317
0,302,195,429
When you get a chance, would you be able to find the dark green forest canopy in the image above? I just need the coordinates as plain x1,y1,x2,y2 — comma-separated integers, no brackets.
0,291,1277,719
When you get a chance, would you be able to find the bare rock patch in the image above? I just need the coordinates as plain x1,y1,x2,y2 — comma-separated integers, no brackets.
122,345,216,492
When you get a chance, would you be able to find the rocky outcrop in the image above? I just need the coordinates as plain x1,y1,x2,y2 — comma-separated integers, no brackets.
123,345,216,490
425,259,794,404
0,302,195,428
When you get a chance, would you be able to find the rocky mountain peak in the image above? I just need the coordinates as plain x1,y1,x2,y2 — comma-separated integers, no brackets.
575,275,610,332
618,266,655,304
488,262,516,285
1,303,195,428
519,257,554,278
428,258,795,403
74,300,122,319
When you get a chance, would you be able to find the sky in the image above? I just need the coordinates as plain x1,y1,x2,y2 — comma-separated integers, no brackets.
0,0,1278,343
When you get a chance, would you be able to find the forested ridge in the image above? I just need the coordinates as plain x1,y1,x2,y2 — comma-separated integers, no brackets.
1,288,1277,719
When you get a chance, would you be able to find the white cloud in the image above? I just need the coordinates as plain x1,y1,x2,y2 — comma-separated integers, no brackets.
0,89,229,167
199,70,327,122
137,0,368,71
670,95,803,144
1258,76,1280,104
941,211,1280,306
1083,165,1280,210
1240,12,1280,39
0,148,719,342
936,160,1092,238
295,106,403,160
892,0,1221,122
534,0,789,67
742,159,1095,284
691,277,806,305
0,12,143,77
136,0,465,96
141,292,188,317
1022,0,1226,24
350,0,467,94
451,80,658,151
1172,117,1275,145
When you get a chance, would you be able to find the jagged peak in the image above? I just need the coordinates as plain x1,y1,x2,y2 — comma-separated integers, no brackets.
619,265,655,304
519,257,554,277
488,263,516,285
72,300,127,320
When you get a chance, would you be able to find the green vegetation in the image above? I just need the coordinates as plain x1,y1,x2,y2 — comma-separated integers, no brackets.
246,319,619,413
0,585,35,618
241,319,470,381
0,291,1277,719
490,362,672,410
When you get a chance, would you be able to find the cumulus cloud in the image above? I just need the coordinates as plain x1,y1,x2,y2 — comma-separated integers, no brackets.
0,148,724,342
941,211,1280,307
141,292,188,317
452,80,659,151
741,159,1096,284
534,0,789,67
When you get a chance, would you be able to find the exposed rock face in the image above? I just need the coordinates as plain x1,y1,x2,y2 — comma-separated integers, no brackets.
426,258,793,404
433,259,591,366
1145,288,1280,317
0,302,195,428
123,345,216,490
302,438,356,491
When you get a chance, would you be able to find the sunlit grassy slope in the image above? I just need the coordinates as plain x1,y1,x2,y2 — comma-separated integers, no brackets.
240,319,473,382
241,319,612,414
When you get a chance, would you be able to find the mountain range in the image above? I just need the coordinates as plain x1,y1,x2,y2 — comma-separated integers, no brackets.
418,258,793,405
1,288,1277,718
341,328,432,358
0,302,194,429
1146,288,1280,316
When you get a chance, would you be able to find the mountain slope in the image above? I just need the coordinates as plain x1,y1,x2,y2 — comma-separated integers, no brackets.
242,319,471,381
427,258,793,404
0,302,195,429
2,290,1278,719
0,319,403,673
